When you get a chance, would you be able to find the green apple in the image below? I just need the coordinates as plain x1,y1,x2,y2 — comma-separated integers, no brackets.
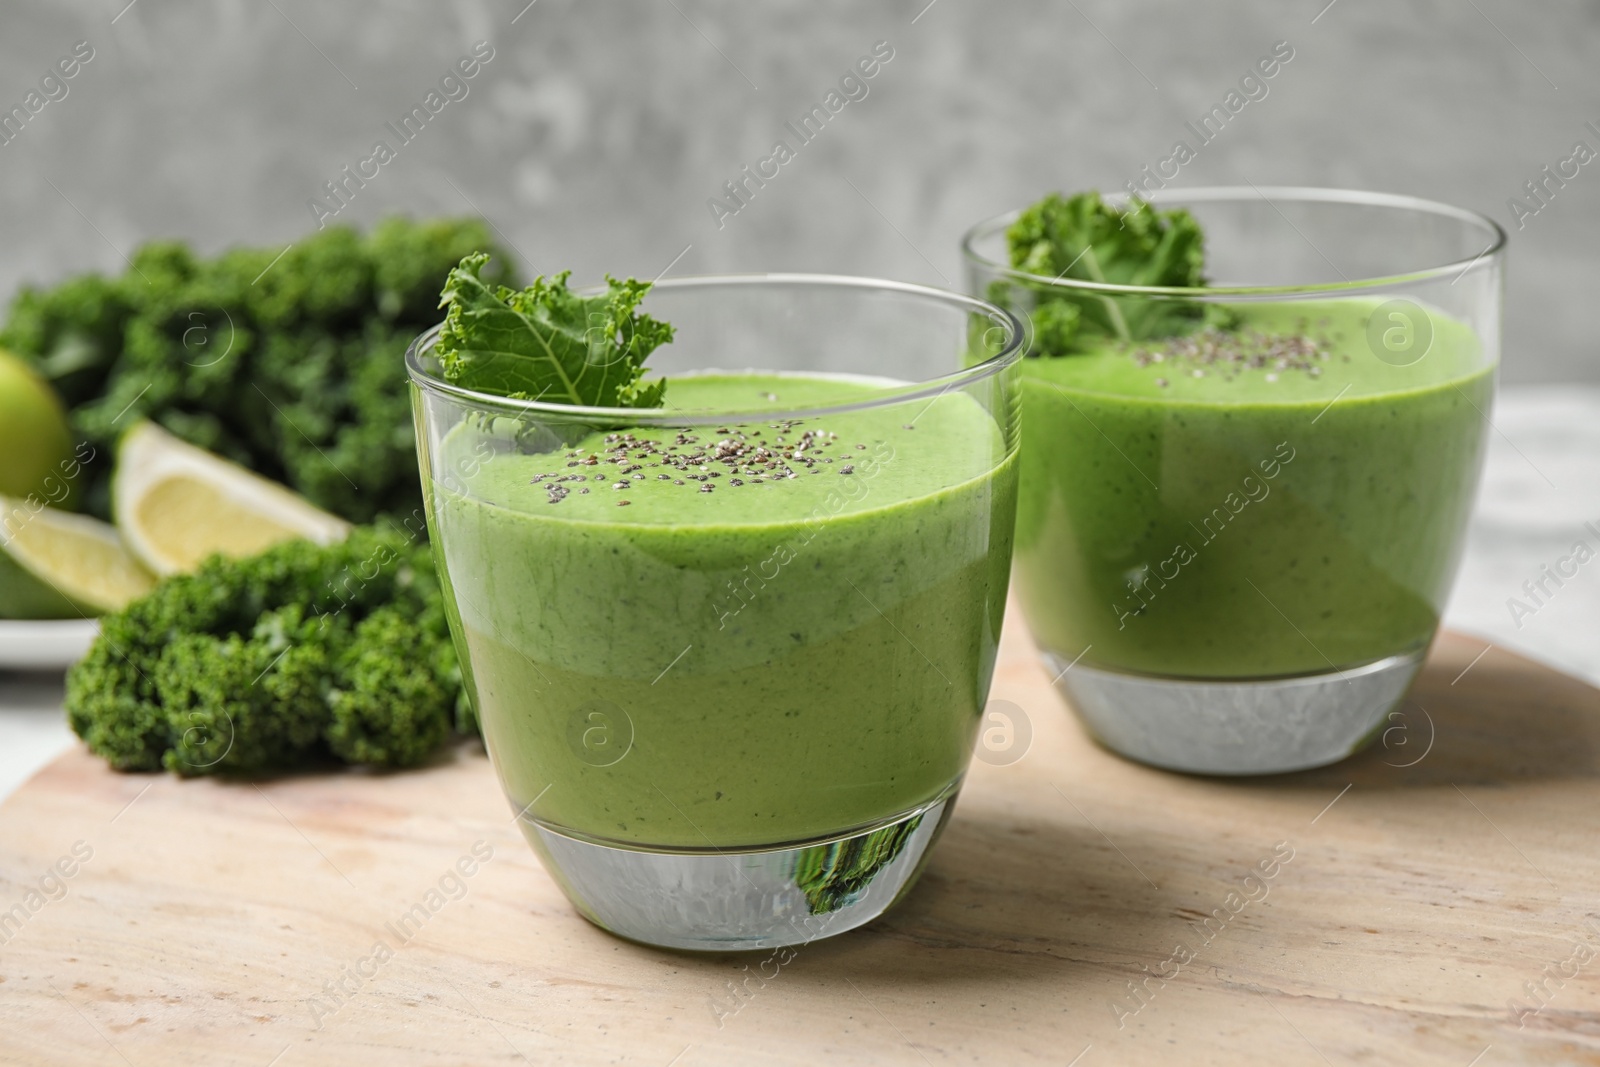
0,347,75,506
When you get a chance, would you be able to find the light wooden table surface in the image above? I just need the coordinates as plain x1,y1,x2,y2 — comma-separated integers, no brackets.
1,614,1597,1066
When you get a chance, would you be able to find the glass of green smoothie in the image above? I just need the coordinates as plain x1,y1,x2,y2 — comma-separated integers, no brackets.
408,275,1023,950
963,188,1504,775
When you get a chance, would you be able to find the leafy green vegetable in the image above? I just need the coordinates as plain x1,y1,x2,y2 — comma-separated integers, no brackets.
1,218,518,523
434,253,671,407
1008,191,1208,290
66,526,474,777
998,190,1235,356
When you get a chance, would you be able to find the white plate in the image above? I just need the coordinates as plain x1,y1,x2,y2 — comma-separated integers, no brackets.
0,618,101,671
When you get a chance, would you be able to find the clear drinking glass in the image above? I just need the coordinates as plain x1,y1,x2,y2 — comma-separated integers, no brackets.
408,275,1022,950
963,188,1504,775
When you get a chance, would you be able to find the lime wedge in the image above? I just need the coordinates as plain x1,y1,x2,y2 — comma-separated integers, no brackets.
114,422,350,577
0,498,155,618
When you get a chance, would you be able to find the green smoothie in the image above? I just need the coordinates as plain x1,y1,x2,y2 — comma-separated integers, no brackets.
1017,297,1492,678
425,373,1016,849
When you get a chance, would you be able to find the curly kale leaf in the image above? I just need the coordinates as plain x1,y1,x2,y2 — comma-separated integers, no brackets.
158,611,333,775
1002,190,1237,356
435,253,672,407
1,218,518,524
0,271,133,410
65,527,471,777
325,607,453,767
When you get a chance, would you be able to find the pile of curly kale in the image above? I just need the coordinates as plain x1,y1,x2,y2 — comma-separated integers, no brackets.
67,527,474,776
0,218,517,523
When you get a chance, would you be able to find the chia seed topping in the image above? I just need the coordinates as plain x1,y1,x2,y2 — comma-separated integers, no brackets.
526,416,887,506
1129,325,1337,381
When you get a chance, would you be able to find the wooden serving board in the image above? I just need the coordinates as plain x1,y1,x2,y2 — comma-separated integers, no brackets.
3,610,1599,1066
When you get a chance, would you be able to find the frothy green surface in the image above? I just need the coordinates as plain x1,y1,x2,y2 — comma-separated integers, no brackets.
1016,297,1492,678
427,373,1016,848
457,373,1003,526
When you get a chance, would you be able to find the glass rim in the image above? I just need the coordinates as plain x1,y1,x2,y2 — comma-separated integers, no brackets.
960,185,1508,298
405,272,1026,426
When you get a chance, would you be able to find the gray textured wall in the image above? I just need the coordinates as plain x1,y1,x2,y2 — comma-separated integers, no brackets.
1,0,1595,382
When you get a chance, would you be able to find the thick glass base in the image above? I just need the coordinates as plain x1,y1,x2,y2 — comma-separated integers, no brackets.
517,794,956,951
1044,649,1426,775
